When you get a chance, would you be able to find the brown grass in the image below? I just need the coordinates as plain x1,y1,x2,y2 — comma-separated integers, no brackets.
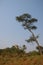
0,55,43,65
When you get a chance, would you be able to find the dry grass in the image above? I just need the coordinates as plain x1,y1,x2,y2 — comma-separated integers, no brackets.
0,55,43,65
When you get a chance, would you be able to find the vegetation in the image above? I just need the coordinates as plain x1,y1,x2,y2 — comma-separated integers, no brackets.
0,13,43,65
0,45,43,65
36,45,43,54
16,13,42,55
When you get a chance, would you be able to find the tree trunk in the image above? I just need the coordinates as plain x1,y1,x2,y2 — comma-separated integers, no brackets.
35,39,42,55
29,29,42,55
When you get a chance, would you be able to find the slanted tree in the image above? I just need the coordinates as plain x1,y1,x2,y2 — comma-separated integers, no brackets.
16,13,42,55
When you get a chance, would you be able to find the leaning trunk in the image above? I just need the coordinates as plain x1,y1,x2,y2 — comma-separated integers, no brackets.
29,29,42,55
35,39,42,55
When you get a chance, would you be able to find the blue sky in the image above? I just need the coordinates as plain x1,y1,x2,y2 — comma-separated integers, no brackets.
0,0,43,51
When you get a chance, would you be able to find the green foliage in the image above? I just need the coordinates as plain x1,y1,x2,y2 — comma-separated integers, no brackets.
0,49,3,55
16,13,37,30
36,46,43,53
26,35,39,43
16,13,31,22
27,51,40,56
0,45,26,57
21,45,27,51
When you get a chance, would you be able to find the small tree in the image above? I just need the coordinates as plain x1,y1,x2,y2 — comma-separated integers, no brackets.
22,45,26,52
16,13,42,55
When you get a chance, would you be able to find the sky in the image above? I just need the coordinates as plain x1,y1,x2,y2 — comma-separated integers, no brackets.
0,0,43,51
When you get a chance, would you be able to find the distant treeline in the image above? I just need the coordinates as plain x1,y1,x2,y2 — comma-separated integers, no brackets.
0,45,43,57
